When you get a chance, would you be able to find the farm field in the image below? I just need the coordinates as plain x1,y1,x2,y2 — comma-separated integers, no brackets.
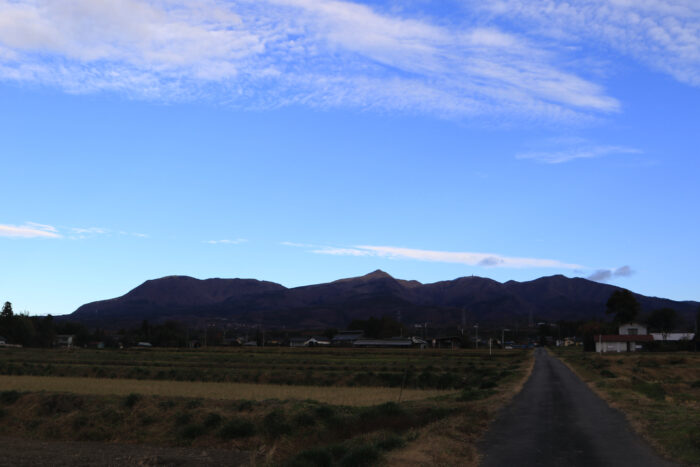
553,348,700,465
0,375,449,405
0,346,522,390
0,347,533,466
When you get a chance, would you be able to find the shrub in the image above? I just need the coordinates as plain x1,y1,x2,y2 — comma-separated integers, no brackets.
458,388,491,401
637,359,660,368
263,408,292,438
237,400,255,412
219,418,256,439
175,412,192,425
293,411,316,428
78,428,110,442
690,380,700,389
480,380,498,389
204,412,223,429
100,408,122,425
667,357,686,365
72,415,89,431
631,378,665,401
360,402,403,421
124,393,140,409
179,424,205,440
285,446,334,467
158,400,176,410
0,390,21,405
185,398,203,409
314,405,335,420
375,433,405,451
338,444,380,467
37,394,83,415
140,415,156,426
600,370,616,378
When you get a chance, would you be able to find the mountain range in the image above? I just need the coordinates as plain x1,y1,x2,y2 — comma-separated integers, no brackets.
67,271,699,330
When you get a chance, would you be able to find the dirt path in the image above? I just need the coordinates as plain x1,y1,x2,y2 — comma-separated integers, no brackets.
479,348,674,467
0,437,250,466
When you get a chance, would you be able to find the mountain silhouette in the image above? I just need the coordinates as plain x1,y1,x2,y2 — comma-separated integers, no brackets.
68,271,699,329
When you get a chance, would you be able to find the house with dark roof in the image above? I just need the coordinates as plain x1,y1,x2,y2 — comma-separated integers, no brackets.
595,323,653,352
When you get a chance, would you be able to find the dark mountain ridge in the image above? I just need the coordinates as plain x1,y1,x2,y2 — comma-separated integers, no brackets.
68,271,699,329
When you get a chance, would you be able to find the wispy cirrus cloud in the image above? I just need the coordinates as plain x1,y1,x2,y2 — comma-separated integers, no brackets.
205,238,248,245
516,140,641,164
0,222,148,240
0,0,620,119
0,222,61,238
286,242,583,269
474,0,700,87
71,227,109,235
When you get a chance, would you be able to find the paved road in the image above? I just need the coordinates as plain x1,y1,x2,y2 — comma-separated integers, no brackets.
479,348,673,467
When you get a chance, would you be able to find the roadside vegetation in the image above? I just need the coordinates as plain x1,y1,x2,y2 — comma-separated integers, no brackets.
553,347,700,465
0,347,532,465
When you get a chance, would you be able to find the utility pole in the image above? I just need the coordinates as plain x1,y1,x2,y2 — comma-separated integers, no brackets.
502,328,510,349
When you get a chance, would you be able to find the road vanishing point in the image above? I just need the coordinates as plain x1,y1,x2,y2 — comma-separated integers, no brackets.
479,348,675,467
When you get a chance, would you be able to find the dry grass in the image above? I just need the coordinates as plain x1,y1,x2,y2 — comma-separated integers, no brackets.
0,375,452,406
384,350,536,467
0,348,534,465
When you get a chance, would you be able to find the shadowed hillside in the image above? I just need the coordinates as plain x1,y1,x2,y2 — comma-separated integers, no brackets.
68,271,699,329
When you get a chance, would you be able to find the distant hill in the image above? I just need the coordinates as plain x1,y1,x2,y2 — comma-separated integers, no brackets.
68,270,699,329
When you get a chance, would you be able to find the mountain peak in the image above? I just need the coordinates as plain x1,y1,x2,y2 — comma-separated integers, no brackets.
362,269,393,280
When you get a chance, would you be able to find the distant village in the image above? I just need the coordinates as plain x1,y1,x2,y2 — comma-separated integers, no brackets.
1,293,698,352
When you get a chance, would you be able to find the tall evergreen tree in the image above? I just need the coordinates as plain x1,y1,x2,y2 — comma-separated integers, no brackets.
1,301,13,319
606,289,640,324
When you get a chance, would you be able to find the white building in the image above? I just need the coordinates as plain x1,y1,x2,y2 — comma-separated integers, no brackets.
618,323,648,336
595,323,653,353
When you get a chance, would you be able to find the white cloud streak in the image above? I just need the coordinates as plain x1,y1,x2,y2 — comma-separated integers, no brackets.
0,222,148,239
289,243,582,269
0,222,61,238
516,144,641,163
205,238,248,245
0,0,622,119
71,227,109,235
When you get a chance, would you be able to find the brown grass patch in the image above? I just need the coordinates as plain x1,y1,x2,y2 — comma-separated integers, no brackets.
385,350,536,467
0,375,451,406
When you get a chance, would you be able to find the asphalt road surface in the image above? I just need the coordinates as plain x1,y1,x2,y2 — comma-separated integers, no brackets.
479,348,674,467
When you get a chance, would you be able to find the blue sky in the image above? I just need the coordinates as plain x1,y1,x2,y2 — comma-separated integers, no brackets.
1,0,699,316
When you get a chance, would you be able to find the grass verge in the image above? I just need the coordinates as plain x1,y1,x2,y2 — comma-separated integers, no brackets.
552,347,700,465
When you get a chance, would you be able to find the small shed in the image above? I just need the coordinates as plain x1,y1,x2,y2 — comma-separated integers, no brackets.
54,334,75,348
